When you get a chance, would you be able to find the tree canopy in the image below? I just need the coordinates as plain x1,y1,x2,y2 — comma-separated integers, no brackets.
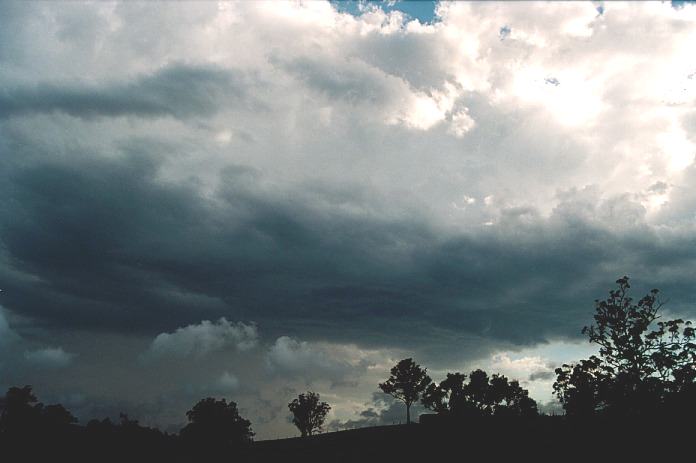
288,391,331,437
379,358,432,424
554,276,696,418
0,385,77,434
180,397,254,447
422,369,538,418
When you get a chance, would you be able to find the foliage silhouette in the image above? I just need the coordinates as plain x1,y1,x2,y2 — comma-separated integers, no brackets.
553,356,608,418
379,358,431,424
180,397,254,449
0,385,40,434
0,385,77,435
422,369,538,418
554,276,696,418
41,403,78,426
288,391,331,437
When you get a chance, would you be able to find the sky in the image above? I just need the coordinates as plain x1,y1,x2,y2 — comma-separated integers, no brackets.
1,0,696,438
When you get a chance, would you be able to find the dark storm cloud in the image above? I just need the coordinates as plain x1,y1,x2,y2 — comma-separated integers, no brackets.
0,64,258,120
0,143,433,336
3,135,696,358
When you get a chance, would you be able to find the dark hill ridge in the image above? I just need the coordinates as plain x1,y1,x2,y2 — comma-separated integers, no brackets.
247,416,685,463
250,420,540,462
1,415,691,462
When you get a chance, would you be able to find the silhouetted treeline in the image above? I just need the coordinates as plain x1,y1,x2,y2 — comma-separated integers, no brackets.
2,276,696,462
0,388,252,462
378,357,538,424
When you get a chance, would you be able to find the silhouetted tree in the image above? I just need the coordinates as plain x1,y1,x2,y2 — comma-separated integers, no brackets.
423,369,538,418
86,416,115,433
0,386,185,462
422,373,465,414
379,358,432,424
0,385,41,433
41,404,78,427
288,391,331,437
0,385,78,433
0,384,85,463
180,397,253,448
553,356,610,418
554,276,696,418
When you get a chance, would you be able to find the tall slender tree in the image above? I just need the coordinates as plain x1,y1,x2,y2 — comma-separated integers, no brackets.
379,358,431,424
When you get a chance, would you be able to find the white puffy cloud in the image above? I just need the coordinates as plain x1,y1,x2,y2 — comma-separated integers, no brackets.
144,318,258,360
489,353,551,376
265,336,383,382
2,1,696,231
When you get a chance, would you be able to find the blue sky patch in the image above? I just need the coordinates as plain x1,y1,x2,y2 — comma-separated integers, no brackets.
672,0,696,8
332,0,439,24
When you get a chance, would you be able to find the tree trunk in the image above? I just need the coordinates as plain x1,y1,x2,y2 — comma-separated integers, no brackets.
406,403,411,424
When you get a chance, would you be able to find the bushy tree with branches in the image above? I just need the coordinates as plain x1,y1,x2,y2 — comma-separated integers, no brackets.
553,356,609,418
554,276,696,418
180,397,253,447
288,391,331,437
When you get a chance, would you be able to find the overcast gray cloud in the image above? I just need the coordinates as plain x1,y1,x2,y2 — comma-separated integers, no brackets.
1,1,696,438
0,307,20,348
24,347,75,369
0,64,259,120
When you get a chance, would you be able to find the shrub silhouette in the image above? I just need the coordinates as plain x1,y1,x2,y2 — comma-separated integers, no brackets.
288,391,331,437
422,369,538,418
379,358,432,424
554,276,696,418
